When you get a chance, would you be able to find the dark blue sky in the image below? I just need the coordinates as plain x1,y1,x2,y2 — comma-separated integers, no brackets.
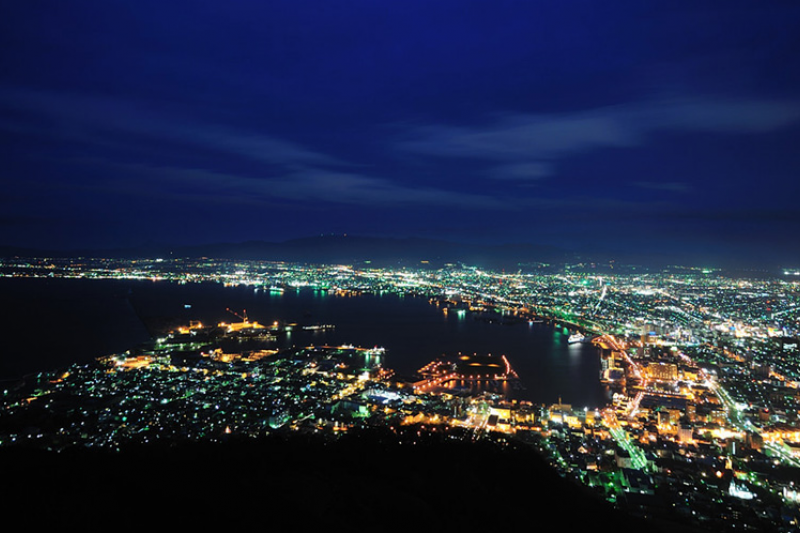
2,1,800,266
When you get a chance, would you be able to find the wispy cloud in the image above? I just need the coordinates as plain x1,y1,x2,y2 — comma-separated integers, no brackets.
7,86,798,217
69,159,511,210
401,111,635,161
399,96,800,179
1,86,516,211
0,86,342,168
270,170,510,208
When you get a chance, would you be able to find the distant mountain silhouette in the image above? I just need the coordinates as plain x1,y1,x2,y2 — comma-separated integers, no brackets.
1,235,785,271
0,235,573,269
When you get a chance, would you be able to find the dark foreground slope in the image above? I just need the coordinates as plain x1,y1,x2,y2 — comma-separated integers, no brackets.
1,429,655,532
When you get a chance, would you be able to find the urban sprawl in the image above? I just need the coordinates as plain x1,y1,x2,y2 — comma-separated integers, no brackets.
3,257,800,531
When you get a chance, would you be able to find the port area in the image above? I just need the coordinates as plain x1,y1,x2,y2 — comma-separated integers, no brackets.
413,352,519,395
0,316,534,452
132,314,339,364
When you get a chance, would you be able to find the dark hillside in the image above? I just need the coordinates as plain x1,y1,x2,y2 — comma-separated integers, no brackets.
1,429,656,532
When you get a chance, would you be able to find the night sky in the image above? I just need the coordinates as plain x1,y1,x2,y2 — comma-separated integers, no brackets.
2,2,800,266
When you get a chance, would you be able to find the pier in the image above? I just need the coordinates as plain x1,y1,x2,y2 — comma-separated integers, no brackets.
413,353,519,394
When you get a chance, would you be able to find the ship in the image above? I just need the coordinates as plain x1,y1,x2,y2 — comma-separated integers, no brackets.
568,333,586,344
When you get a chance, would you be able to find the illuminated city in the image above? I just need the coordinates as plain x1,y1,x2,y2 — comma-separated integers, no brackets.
3,256,800,530
3,2,800,530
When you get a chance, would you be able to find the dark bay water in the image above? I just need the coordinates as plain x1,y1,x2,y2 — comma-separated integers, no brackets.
0,278,608,407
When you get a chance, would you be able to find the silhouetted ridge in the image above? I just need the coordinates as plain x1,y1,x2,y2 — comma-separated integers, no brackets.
0,235,571,269
0,429,657,531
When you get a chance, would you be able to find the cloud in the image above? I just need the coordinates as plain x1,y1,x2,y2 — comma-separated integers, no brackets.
642,99,800,134
399,96,800,180
0,86,342,168
269,170,510,208
0,87,524,214
401,111,635,161
68,159,511,211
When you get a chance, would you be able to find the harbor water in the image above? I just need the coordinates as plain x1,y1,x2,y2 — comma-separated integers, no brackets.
0,277,609,407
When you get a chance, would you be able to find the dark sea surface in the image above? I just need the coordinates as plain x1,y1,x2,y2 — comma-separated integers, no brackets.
0,277,609,407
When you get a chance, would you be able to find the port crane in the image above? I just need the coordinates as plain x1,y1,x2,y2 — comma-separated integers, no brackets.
226,308,249,323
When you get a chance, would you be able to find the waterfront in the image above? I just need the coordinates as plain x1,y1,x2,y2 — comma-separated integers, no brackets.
6,260,800,531
0,277,606,406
